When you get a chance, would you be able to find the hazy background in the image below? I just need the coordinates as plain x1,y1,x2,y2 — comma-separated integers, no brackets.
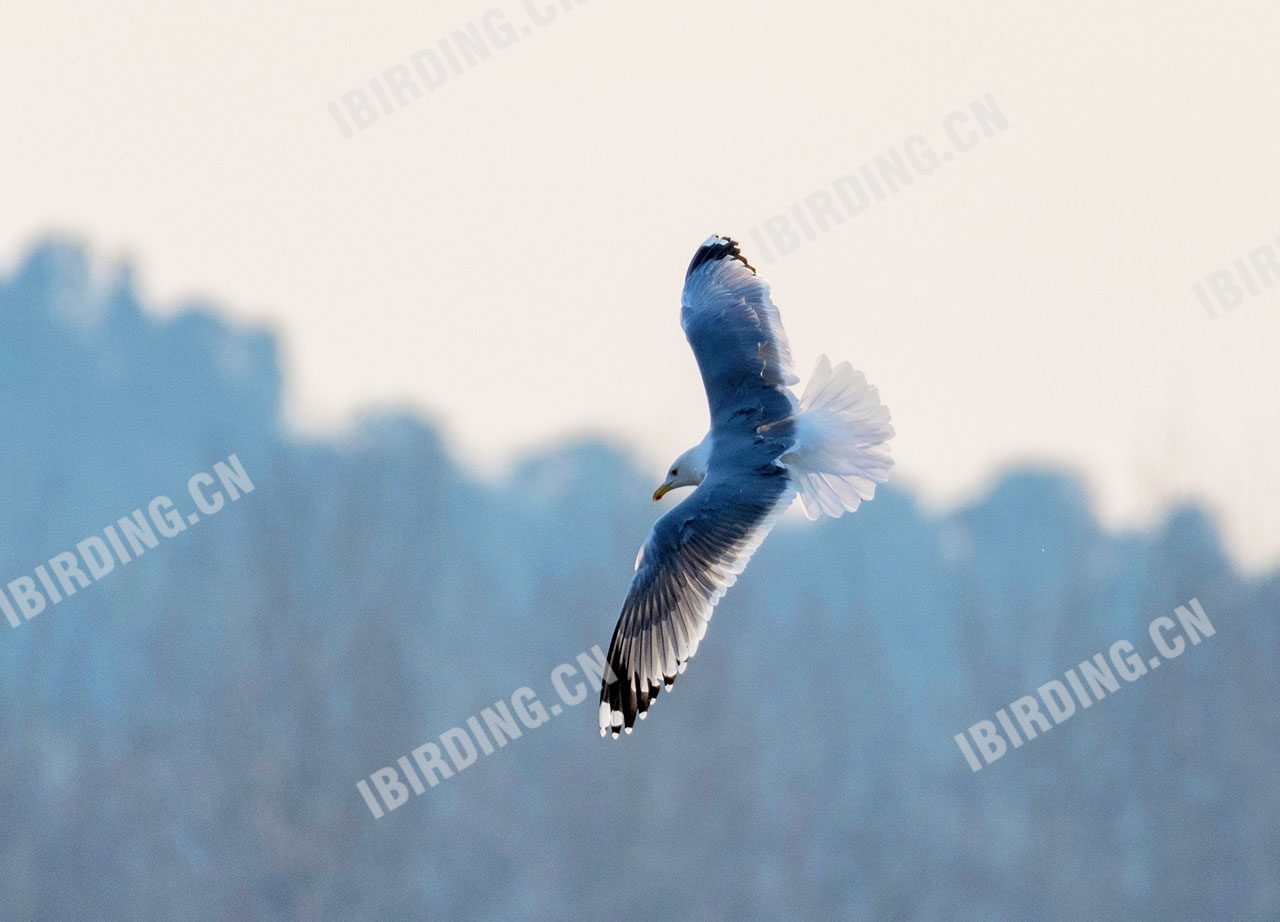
1,241,1277,920
3,0,1278,568
2,1,1279,919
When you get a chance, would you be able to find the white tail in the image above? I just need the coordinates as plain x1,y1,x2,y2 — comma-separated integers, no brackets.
782,355,895,520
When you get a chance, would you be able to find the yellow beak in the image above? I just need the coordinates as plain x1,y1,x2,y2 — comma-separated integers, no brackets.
653,482,673,502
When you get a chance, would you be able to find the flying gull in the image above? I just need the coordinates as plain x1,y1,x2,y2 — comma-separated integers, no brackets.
599,235,895,737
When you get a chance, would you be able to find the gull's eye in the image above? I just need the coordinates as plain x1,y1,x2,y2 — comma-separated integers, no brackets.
670,468,678,476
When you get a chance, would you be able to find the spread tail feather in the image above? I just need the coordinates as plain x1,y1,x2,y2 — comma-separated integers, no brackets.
783,355,894,520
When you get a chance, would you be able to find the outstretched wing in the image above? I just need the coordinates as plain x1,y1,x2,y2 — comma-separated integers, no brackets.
597,235,801,737
598,468,792,737
681,235,799,432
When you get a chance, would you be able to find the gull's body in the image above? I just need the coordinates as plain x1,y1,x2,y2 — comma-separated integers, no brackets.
599,236,895,737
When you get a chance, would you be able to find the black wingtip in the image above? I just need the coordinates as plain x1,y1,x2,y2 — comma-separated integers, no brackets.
685,235,756,280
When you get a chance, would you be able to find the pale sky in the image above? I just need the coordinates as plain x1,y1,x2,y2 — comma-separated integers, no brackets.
3,0,1278,569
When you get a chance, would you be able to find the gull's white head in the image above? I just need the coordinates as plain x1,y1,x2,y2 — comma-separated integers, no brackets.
653,434,712,501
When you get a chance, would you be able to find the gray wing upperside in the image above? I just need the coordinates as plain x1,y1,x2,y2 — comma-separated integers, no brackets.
680,235,799,432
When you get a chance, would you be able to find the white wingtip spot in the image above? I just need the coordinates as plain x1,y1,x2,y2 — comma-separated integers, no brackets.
611,711,623,728
624,726,632,735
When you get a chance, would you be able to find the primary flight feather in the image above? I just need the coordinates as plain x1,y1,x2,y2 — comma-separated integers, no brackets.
598,235,895,737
